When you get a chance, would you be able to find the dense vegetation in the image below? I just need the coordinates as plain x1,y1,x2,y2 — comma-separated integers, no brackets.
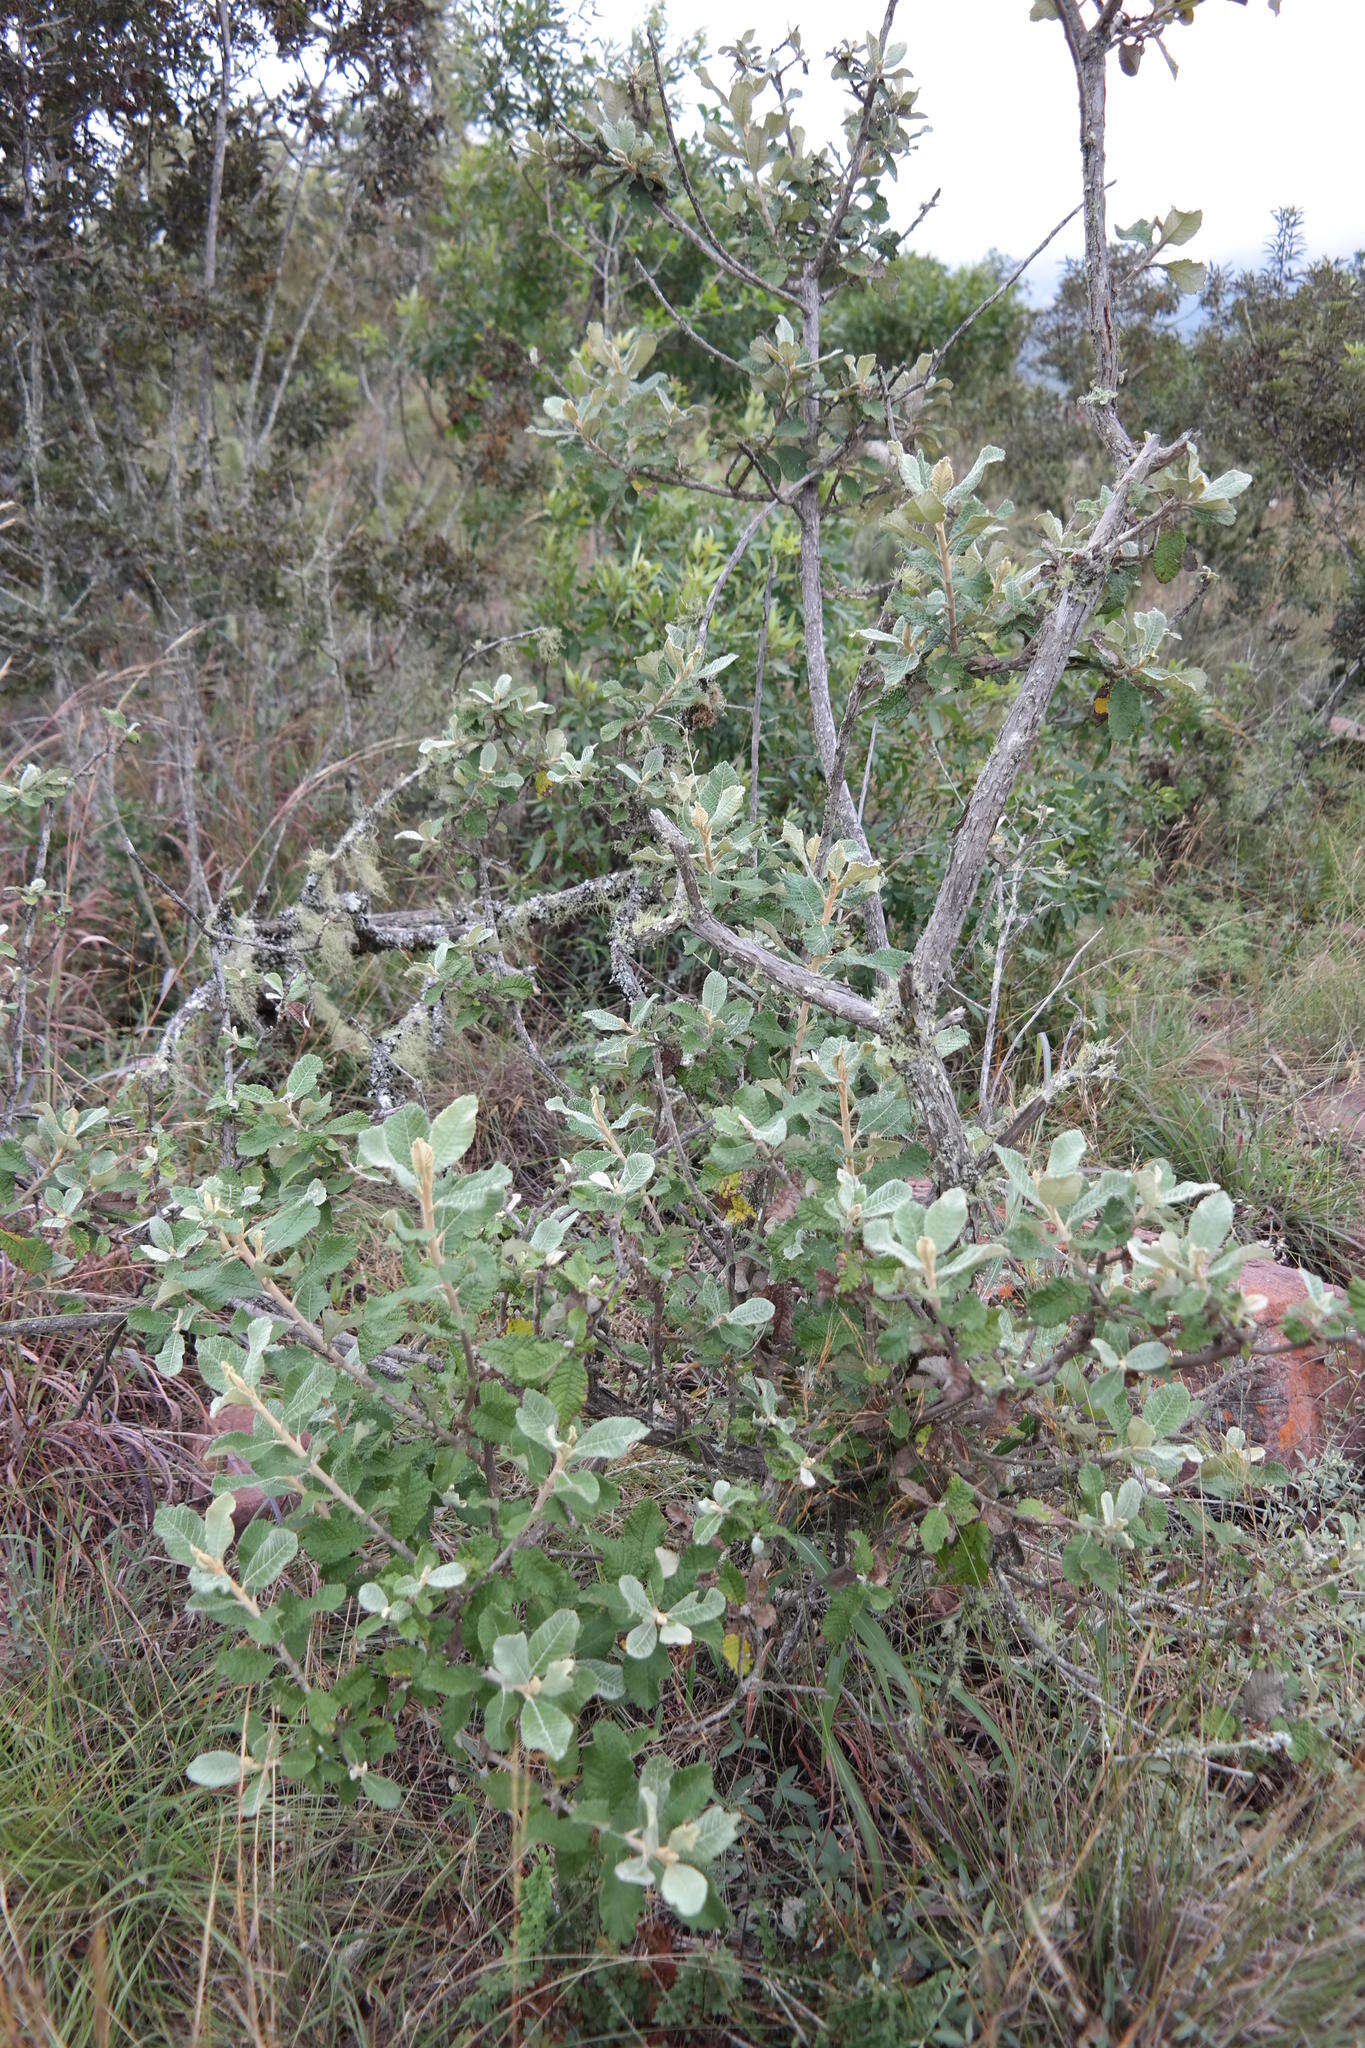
3,1,1365,2042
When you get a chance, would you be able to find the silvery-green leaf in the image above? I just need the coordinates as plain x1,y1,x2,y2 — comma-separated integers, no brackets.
554,1467,601,1508
579,1659,625,1700
528,1607,579,1674
520,1695,574,1761
921,1188,968,1252
187,1750,247,1789
1047,1130,1087,1179
1123,1341,1170,1375
357,1103,428,1188
155,1503,205,1567
515,1389,560,1450
423,1559,467,1589
571,1416,649,1463
237,1525,297,1595
666,1587,725,1627
239,1771,271,1820
614,1152,656,1198
945,443,1004,507
680,1805,740,1862
362,1773,402,1810
725,1297,774,1330
617,1573,654,1617
860,1178,923,1220
156,1329,185,1378
660,1862,708,1918
435,1089,482,1171
1187,1188,1233,1254
1115,1476,1143,1522
491,1631,533,1687
538,1657,577,1699
203,1493,235,1560
1143,1381,1192,1439
624,1619,658,1659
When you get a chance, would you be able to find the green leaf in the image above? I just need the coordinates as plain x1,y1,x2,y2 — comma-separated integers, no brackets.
1047,1131,1086,1178
548,1352,588,1426
1160,205,1203,248
1162,257,1206,296
1029,1276,1089,1328
424,1559,468,1590
515,1389,560,1449
521,1695,574,1761
154,1503,205,1568
492,1631,533,1686
614,1153,655,1198
429,1094,478,1170
942,1519,992,1587
659,1861,708,1919
528,1608,580,1672
187,1750,247,1789
1143,1381,1192,1439
922,1187,967,1252
1107,677,1143,744
943,1473,976,1522
1061,1532,1119,1595
363,1773,403,1809
1153,529,1186,583
680,1805,739,1862
216,1644,276,1684
572,1416,649,1463
0,1225,52,1275
724,1297,774,1330
481,1334,562,1386
285,1053,324,1100
920,1507,951,1554
237,1526,298,1595
1188,1188,1233,1253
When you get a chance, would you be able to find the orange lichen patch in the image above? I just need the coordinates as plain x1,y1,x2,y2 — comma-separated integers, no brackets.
1267,1348,1333,1462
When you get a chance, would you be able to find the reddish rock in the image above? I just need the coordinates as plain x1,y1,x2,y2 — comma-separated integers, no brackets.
1190,1259,1364,1465
1310,1084,1365,1150
1328,714,1365,746
188,1402,293,1531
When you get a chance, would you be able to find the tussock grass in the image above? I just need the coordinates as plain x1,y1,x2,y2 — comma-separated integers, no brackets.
7,1488,1364,2048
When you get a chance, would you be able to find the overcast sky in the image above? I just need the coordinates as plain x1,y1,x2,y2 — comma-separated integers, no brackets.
594,0,1363,294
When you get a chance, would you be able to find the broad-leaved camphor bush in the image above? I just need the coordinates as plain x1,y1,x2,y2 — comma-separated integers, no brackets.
5,0,1359,1950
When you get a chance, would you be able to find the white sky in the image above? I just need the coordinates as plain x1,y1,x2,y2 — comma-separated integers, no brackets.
595,0,1363,292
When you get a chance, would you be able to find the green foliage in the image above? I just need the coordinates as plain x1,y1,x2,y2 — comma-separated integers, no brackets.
4,0,1365,2014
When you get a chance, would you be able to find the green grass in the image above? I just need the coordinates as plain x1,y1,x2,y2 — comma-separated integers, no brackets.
1070,867,1365,1279
0,1539,496,2047
5,1474,1365,2048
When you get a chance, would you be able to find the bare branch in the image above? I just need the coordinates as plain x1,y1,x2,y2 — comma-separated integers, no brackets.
1054,2,1135,463
797,268,888,951
749,547,779,830
911,431,1185,1003
2,794,54,1133
648,809,882,1032
915,196,1089,390
630,253,746,372
810,0,900,281
700,501,776,642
